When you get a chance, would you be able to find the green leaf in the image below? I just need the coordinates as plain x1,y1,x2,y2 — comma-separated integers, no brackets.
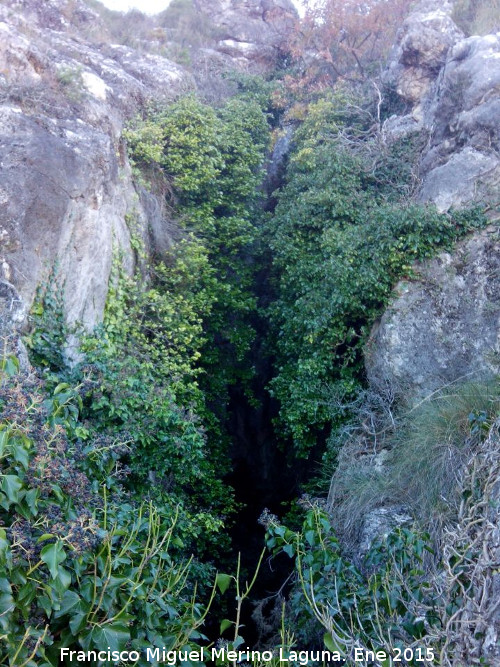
1,355,19,377
24,488,39,515
216,573,232,594
18,582,37,606
0,474,23,505
0,579,14,627
323,632,343,655
41,541,67,579
0,528,8,555
81,623,130,652
305,529,316,546
54,566,72,591
12,442,30,469
0,592,14,626
39,595,53,618
69,609,89,636
57,590,81,617
0,429,10,458
220,618,233,633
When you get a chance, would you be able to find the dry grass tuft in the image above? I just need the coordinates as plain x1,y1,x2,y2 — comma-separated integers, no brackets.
327,378,500,548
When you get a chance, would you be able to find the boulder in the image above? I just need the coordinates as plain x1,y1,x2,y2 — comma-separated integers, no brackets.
382,1,500,212
193,0,297,71
359,507,412,555
419,33,500,211
384,0,462,110
365,227,500,397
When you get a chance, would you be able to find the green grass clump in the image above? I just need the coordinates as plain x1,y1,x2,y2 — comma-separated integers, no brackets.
328,379,500,542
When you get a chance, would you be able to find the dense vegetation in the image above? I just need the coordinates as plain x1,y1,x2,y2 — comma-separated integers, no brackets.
1,1,498,662
265,90,486,455
0,362,213,664
1,90,272,663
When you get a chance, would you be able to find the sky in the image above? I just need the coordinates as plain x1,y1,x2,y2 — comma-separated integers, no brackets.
99,0,307,17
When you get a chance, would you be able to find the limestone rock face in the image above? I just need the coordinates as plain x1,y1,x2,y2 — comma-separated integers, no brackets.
365,227,500,396
419,33,500,210
193,0,297,71
0,0,191,338
383,1,500,212
385,0,462,108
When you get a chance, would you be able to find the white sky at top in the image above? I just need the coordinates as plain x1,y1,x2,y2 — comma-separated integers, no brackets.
98,0,309,18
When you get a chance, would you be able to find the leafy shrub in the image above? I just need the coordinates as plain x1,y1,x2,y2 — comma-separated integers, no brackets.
263,502,438,663
25,269,70,373
124,94,269,411
0,365,211,665
75,245,232,559
265,93,487,454
27,91,273,558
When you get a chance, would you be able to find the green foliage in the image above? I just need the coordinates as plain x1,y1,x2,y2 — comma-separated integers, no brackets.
0,367,213,665
26,91,272,564
25,270,70,373
113,93,272,551
102,92,270,541
264,504,438,661
265,93,488,454
82,255,208,481
77,244,231,558
125,94,270,409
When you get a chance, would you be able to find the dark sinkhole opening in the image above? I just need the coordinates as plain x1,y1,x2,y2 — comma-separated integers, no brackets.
218,375,317,647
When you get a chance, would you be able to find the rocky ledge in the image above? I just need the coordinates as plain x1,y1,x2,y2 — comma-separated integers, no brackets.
366,227,500,397
193,0,297,71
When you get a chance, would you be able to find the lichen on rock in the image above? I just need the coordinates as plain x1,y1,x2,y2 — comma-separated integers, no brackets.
366,227,500,397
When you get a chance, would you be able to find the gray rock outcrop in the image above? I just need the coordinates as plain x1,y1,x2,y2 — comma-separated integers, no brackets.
0,0,191,340
365,227,500,397
419,33,500,210
193,0,297,71
384,0,463,112
383,0,500,212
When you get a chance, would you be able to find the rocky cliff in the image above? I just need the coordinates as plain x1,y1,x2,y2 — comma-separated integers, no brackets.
0,0,299,352
366,226,500,396
383,0,500,212
0,0,192,347
1,0,499,382
370,0,500,395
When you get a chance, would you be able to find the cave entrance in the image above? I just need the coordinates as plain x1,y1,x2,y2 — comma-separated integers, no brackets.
221,353,317,648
